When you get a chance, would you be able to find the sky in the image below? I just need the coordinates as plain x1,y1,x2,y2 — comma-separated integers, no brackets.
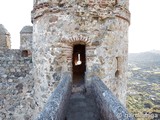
129,0,160,53
0,0,160,53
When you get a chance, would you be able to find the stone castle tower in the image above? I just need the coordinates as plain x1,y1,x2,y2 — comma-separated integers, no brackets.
32,0,130,116
0,0,131,119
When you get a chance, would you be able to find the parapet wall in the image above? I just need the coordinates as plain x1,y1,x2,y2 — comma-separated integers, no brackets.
91,76,135,120
0,49,34,120
37,72,72,120
0,49,32,79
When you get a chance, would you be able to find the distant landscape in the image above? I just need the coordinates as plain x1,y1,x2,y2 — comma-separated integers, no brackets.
127,50,160,120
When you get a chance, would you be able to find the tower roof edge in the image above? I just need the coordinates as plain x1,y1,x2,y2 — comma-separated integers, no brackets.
0,24,10,35
20,26,33,34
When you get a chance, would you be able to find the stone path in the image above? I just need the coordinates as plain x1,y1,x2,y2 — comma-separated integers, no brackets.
66,86,100,120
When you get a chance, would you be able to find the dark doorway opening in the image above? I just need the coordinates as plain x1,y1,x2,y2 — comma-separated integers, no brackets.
72,44,86,84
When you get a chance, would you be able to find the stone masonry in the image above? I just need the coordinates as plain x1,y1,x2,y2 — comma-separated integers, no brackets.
32,0,130,117
20,26,33,51
0,24,11,49
0,0,130,119
0,26,34,120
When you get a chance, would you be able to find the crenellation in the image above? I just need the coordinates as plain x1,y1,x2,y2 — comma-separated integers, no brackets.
1,0,131,119
0,49,33,120
20,26,33,51
0,24,11,49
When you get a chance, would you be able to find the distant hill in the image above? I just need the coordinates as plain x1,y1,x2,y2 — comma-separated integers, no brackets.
127,50,160,118
129,50,160,62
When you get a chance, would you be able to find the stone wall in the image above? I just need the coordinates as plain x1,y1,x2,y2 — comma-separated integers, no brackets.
31,0,130,116
37,72,72,120
0,49,32,78
0,0,131,119
91,76,135,120
85,17,129,105
0,24,11,49
20,26,33,50
0,49,34,120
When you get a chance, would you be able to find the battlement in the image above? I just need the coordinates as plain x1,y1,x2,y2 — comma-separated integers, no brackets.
20,26,33,50
0,24,11,49
0,48,33,119
0,25,34,120
0,24,33,51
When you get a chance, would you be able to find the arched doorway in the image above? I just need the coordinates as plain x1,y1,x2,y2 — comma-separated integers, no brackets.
72,44,86,85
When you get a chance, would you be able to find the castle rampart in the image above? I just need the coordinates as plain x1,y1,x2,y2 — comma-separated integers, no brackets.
0,25,34,120
0,0,131,119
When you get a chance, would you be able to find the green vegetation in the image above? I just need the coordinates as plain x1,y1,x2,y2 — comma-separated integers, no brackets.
127,52,160,119
127,82,160,119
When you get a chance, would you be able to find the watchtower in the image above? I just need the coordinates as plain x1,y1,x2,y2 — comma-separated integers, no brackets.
31,0,130,116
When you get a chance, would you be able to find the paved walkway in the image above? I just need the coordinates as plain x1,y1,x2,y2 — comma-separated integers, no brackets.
66,86,100,120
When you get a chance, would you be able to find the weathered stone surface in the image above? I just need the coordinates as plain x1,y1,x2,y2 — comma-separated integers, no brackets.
0,24,9,35
20,26,33,34
1,0,130,119
32,0,130,117
66,92,100,120
37,73,72,120
0,49,34,120
0,24,11,49
20,26,33,50
91,76,135,120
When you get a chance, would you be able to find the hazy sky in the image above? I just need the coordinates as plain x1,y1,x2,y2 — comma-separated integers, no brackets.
129,0,160,53
0,0,160,53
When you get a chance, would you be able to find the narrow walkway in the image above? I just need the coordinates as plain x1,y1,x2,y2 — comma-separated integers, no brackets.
66,85,100,120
